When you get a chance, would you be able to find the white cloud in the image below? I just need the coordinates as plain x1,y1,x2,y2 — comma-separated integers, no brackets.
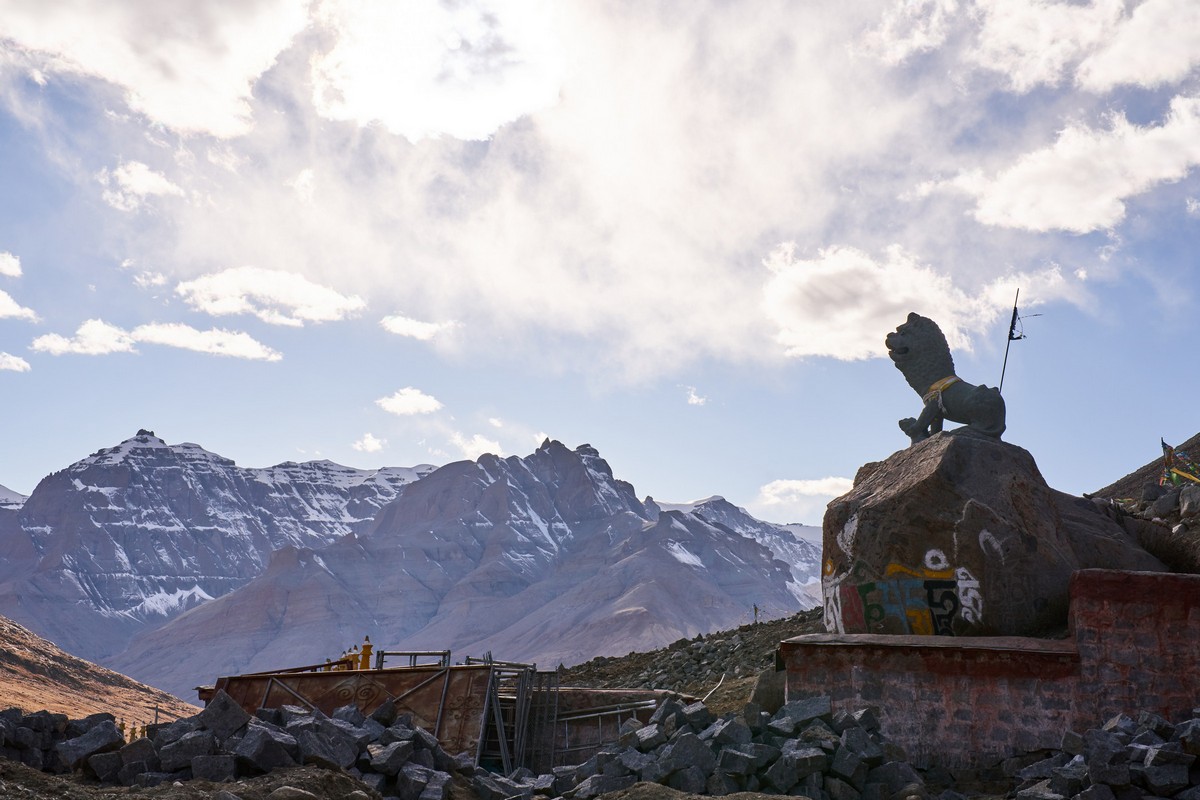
377,387,443,416
97,161,185,211
1187,197,1200,217
763,243,1005,360
131,322,282,361
0,352,31,372
685,387,707,406
0,0,309,137
750,477,855,525
0,289,37,321
311,0,565,142
133,272,168,289
969,0,1122,91
0,251,21,277
380,314,454,341
952,97,1200,233
176,266,366,326
287,169,315,204
862,0,959,64
488,417,503,428
30,318,280,360
450,431,503,459
31,319,135,355
1076,0,1200,92
352,432,385,452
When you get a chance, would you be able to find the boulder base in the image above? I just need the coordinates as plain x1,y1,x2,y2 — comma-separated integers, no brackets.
822,430,1165,636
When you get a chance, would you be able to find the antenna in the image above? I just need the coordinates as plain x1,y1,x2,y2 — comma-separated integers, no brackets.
999,288,1020,393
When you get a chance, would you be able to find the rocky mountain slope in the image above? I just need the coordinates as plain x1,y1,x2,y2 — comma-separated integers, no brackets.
108,439,820,700
0,612,196,725
0,432,820,701
0,430,436,663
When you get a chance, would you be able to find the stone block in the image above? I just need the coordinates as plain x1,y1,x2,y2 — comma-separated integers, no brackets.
1015,779,1064,800
233,723,300,773
1017,753,1070,781
1048,757,1087,797
743,741,781,769
371,699,399,727
618,748,655,773
192,754,237,782
55,719,125,769
255,708,284,726
1140,762,1189,795
707,770,741,796
116,738,154,767
669,765,708,794
1061,730,1086,756
573,774,636,799
682,702,716,730
716,747,755,775
867,761,924,795
831,746,869,789
67,712,116,739
826,774,862,800
418,770,451,800
369,740,416,775
711,717,753,747
296,729,358,769
1146,743,1194,766
198,690,252,743
333,704,367,726
659,732,716,775
649,699,685,728
118,759,150,786
135,771,177,787
86,750,124,783
852,708,881,733
159,730,216,772
151,717,201,748
841,726,885,766
634,723,667,751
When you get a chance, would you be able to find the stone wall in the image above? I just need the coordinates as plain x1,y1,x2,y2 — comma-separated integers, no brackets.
780,569,1200,770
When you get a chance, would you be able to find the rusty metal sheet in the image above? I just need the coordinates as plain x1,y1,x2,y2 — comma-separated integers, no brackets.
213,664,494,757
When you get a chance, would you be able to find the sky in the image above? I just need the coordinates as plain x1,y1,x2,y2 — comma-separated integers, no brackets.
1,0,1199,525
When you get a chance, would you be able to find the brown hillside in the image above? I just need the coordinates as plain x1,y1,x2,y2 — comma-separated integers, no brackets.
0,613,197,725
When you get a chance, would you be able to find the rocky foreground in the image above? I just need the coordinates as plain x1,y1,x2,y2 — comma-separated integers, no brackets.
8,678,1200,800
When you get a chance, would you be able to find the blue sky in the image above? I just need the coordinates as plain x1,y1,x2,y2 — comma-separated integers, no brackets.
1,0,1199,524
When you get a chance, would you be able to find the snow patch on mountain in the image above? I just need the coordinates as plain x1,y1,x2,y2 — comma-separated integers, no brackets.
0,483,28,508
665,540,705,568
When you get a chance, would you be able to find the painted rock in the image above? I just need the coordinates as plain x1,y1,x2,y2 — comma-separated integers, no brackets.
822,429,1165,636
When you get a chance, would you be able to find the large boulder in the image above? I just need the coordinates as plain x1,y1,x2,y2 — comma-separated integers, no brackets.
822,429,1165,636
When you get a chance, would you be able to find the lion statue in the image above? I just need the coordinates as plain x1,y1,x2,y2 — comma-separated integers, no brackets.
885,312,1006,443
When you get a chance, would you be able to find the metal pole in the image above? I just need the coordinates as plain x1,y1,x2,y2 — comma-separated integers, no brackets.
999,288,1020,394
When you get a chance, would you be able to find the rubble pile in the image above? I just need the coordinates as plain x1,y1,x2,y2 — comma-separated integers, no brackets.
2,692,469,799
549,695,926,800
1011,709,1200,800
2,690,928,800
1120,482,1200,534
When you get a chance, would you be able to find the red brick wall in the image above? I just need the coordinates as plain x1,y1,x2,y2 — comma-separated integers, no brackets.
780,570,1200,770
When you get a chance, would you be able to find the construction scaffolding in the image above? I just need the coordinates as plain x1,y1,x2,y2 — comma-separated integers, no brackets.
201,645,677,772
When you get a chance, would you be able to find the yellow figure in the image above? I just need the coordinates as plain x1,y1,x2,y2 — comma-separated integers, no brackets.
360,636,373,670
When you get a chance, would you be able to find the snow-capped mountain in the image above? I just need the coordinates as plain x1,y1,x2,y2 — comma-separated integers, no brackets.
0,483,25,509
646,495,822,606
0,430,435,661
107,440,821,699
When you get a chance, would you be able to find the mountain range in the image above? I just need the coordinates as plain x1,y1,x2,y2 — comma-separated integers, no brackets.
0,431,821,700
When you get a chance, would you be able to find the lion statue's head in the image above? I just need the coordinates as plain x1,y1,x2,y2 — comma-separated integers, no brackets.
885,312,955,395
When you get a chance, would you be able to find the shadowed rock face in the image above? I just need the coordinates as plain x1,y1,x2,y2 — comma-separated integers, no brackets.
106,440,820,700
822,429,1165,637
0,431,435,662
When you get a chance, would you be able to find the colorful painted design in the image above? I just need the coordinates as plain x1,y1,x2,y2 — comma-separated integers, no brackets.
822,549,982,635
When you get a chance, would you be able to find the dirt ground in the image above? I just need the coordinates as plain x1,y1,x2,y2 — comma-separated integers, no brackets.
560,609,824,715
0,759,389,799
